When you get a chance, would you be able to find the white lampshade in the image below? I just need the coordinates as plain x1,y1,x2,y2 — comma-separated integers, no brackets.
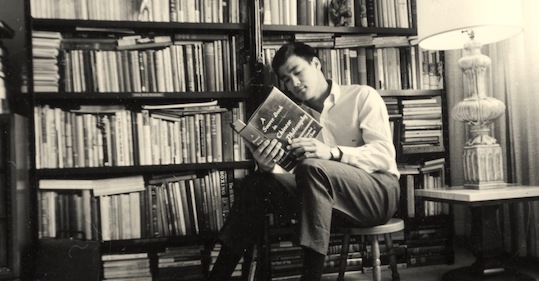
417,0,524,50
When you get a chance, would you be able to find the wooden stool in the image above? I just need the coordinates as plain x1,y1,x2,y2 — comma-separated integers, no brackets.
336,218,405,281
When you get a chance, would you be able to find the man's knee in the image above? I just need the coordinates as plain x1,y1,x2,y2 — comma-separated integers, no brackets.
295,159,327,179
295,159,332,196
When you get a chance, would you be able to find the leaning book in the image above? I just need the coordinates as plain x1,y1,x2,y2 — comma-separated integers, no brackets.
231,86,322,171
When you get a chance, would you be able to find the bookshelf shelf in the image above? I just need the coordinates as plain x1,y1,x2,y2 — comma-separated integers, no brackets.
31,18,248,32
262,24,417,36
102,234,210,250
379,89,443,97
33,91,251,102
34,161,254,179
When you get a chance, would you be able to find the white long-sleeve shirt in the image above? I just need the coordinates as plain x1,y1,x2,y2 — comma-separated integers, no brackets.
271,81,400,178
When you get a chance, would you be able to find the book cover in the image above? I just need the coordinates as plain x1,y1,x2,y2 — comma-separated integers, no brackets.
231,86,322,171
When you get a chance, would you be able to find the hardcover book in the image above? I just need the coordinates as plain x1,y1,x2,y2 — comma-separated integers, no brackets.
231,86,322,171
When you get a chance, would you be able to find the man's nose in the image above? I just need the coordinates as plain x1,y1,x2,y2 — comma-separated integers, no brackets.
291,76,301,86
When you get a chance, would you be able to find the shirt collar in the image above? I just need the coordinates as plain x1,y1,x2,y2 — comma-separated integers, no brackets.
324,80,341,107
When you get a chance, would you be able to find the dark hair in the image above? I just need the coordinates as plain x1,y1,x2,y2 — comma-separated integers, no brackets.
271,42,318,75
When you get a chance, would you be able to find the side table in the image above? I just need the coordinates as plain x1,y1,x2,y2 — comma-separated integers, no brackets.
415,185,539,281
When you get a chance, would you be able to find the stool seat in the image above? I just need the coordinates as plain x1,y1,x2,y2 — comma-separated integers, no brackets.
338,218,405,235
336,218,405,281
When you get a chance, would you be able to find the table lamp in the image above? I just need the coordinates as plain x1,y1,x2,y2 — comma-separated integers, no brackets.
417,0,523,189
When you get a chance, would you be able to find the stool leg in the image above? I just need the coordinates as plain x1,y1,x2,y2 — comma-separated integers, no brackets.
384,233,400,281
337,231,351,281
371,235,381,281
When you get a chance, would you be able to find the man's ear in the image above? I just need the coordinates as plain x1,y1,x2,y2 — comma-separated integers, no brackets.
311,57,322,70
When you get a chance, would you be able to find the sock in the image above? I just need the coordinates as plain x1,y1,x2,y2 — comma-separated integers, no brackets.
207,244,243,281
300,247,326,281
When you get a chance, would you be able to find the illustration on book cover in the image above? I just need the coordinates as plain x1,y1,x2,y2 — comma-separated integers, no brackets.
231,86,322,170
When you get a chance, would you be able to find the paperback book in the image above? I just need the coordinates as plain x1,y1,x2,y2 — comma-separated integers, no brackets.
231,86,322,171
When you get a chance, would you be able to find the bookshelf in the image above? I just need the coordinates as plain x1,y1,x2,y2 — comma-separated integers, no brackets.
254,0,453,279
25,0,255,280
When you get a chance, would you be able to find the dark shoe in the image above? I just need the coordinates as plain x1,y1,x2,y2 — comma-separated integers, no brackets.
300,247,325,281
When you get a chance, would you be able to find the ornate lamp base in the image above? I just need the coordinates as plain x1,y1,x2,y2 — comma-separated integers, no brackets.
463,144,506,189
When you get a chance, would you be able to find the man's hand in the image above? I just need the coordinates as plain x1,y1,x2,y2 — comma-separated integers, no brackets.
246,139,286,172
287,138,332,161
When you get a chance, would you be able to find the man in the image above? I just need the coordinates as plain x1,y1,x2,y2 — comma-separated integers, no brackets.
208,42,400,281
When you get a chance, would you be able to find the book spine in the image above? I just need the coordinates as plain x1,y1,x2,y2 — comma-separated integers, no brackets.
297,0,308,25
316,0,326,25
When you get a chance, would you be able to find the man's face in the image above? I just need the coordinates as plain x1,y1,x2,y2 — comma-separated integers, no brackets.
277,55,321,102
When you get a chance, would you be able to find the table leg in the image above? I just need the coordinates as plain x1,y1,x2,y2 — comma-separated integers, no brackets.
442,204,534,281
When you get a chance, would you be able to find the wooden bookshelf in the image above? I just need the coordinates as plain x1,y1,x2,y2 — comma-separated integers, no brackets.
255,0,453,279
25,0,255,280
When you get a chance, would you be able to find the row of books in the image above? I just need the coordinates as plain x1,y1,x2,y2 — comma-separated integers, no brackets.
38,175,146,240
262,41,443,91
268,239,365,279
399,157,448,218
32,31,246,93
376,46,443,91
146,169,237,237
33,102,246,169
37,169,245,240
30,0,247,24
266,232,410,280
261,0,412,28
261,0,339,27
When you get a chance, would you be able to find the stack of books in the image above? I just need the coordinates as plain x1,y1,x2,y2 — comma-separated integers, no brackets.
401,97,444,153
102,252,152,281
32,30,61,92
270,240,304,279
157,245,204,281
405,216,452,268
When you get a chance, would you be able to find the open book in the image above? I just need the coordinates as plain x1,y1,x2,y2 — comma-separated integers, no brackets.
231,86,322,171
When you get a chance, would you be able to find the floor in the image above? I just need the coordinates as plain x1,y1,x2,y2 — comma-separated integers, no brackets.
318,245,539,281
